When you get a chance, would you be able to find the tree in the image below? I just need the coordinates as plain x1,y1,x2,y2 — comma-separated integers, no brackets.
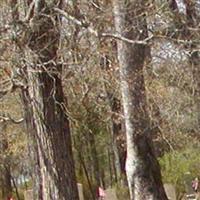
113,1,168,199
168,0,200,132
1,0,199,199
184,1,200,131
20,0,79,199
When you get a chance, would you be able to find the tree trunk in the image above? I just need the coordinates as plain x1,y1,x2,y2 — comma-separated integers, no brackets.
1,165,12,200
20,88,43,200
87,132,101,194
23,1,79,199
107,147,113,187
11,175,21,200
9,0,43,198
113,1,168,199
78,151,96,200
107,94,125,182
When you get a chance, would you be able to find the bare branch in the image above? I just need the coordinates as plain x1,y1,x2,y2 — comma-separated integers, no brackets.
54,7,99,36
0,114,24,124
101,32,153,45
54,8,153,45
24,0,35,21
55,7,200,46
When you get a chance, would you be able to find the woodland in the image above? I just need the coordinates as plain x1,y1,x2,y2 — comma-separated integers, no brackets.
0,0,200,200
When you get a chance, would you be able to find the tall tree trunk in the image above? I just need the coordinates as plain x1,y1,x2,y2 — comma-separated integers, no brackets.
113,1,168,199
107,94,125,182
20,88,43,200
11,175,21,200
107,147,113,187
87,132,101,194
79,152,96,200
23,1,79,199
9,0,43,198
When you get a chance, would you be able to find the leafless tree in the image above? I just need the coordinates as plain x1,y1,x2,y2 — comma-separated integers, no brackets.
113,1,168,199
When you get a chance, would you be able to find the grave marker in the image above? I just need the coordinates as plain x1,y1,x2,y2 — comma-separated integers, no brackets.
77,183,84,200
164,184,176,200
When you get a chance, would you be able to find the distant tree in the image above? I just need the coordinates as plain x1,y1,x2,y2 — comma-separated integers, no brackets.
0,120,12,200
168,0,200,131
184,1,200,131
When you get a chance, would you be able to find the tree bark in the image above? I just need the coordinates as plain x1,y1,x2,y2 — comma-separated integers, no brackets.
23,1,79,199
113,1,168,199
87,132,101,195
79,152,96,200
20,88,43,200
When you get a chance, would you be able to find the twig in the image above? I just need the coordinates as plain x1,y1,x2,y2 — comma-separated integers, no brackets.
0,114,24,124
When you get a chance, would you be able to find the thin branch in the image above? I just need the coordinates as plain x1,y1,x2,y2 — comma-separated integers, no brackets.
0,114,24,124
54,8,153,45
55,7,200,46
24,0,35,21
101,32,153,45
54,7,98,36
